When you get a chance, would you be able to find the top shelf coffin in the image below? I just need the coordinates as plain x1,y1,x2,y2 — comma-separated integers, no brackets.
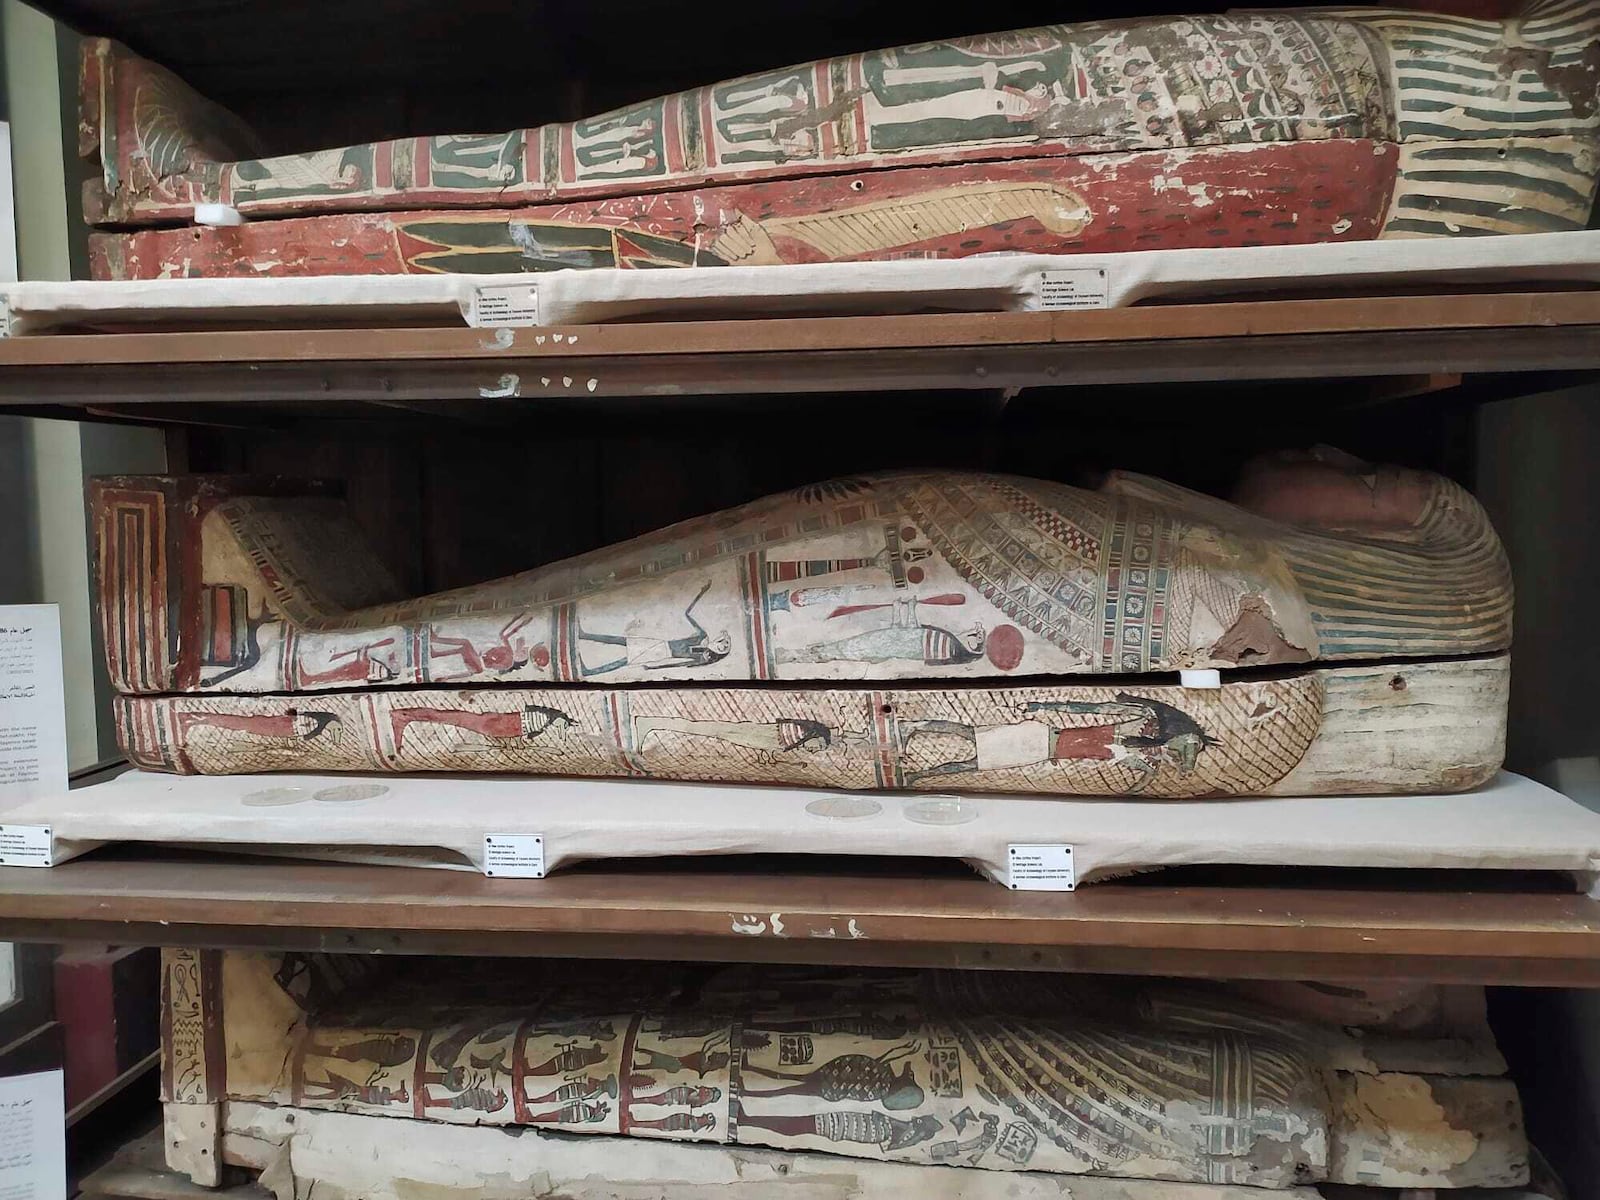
76,3,1600,280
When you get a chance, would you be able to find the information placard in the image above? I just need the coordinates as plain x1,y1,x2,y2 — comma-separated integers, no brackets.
483,834,546,878
0,605,67,806
468,284,540,327
1006,844,1077,891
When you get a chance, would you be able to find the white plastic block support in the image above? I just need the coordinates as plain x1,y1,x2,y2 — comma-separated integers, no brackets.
193,203,244,228
1180,669,1222,689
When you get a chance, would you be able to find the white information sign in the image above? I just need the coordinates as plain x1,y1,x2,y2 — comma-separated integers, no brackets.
483,834,546,878
0,606,67,807
1038,268,1110,310
468,284,540,328
0,1069,67,1200
1006,844,1077,891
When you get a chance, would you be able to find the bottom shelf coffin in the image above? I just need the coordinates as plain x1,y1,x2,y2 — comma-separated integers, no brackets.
163,950,1529,1191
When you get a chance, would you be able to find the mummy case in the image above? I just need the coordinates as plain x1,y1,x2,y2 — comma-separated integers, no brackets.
161,951,1530,1190
83,3,1600,279
97,452,1511,796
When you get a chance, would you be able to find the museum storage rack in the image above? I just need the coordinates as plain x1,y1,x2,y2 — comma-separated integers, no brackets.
8,0,1600,1193
2,290,1600,980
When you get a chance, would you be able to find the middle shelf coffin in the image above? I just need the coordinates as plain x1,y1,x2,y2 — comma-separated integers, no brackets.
96,450,1510,797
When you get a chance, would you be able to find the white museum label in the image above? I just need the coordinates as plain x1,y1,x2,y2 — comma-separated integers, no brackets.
483,834,545,878
468,283,540,327
1007,843,1077,891
0,825,51,868
0,1068,67,1199
1038,268,1110,310
0,606,67,806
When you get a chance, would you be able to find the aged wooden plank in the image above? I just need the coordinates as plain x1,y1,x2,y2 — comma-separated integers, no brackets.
1,859,1599,984
2,330,1598,415
4,293,1600,366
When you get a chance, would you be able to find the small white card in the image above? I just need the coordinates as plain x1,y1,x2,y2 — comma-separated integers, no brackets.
0,606,68,806
468,283,540,328
0,825,51,868
483,834,545,878
0,1068,67,1199
1007,844,1076,891
1038,268,1110,310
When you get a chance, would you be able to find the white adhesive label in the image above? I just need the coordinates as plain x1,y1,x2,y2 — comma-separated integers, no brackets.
1039,268,1109,310
1006,843,1075,891
0,824,52,867
483,834,545,878
469,284,540,328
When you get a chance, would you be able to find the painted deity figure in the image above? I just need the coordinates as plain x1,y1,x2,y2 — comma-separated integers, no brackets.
777,595,988,668
632,715,838,760
898,695,1220,790
173,709,342,772
297,636,400,687
389,703,576,754
577,580,731,676
743,1043,925,1109
428,612,548,680
738,1108,944,1151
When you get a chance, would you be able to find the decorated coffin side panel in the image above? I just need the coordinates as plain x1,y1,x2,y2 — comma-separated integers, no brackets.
196,954,1530,1189
88,140,1398,279
91,468,1511,698
80,6,1600,238
111,655,1508,796
79,15,1391,224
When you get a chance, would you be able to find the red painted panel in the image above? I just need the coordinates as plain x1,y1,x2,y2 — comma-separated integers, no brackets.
91,141,1397,280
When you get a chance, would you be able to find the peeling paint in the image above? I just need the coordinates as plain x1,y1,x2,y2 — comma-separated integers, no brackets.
480,328,515,350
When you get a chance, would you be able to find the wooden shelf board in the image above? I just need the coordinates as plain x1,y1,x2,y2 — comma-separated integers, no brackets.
3,293,1598,413
2,854,1598,985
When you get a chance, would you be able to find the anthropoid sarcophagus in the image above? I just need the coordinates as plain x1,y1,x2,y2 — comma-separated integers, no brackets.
84,2,1600,280
95,452,1511,796
164,951,1531,1190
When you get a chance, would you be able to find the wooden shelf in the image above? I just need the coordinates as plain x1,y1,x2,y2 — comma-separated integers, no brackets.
2,292,1598,420
1,853,1598,985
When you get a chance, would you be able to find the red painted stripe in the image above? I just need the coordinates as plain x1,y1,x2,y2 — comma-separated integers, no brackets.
663,92,684,175
699,88,718,170
364,694,387,768
815,62,837,158
559,127,576,185
849,56,867,154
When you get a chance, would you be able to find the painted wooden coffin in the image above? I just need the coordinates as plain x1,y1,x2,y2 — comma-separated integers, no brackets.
161,950,1530,1190
83,2,1600,280
94,454,1512,795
